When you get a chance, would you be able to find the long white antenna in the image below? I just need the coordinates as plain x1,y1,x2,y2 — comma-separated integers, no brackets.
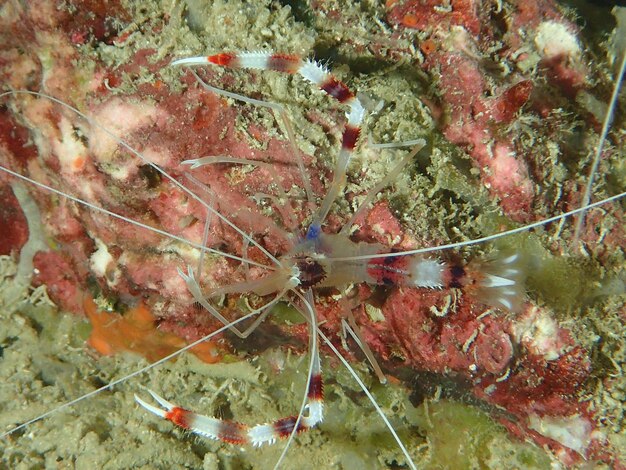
573,44,626,244
0,90,283,267
0,164,270,269
328,188,626,262
0,310,260,439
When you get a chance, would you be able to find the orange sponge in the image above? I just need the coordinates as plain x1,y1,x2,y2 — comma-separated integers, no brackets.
84,296,220,363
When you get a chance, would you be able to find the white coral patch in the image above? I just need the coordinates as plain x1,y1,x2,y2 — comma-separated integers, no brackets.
54,115,89,174
511,306,566,360
491,143,526,186
534,21,582,60
89,98,170,180
90,238,113,278
528,414,592,456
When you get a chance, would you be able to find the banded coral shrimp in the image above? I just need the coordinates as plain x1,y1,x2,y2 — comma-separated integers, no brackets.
1,0,626,469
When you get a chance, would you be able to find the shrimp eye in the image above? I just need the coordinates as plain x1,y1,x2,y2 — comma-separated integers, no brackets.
295,256,326,288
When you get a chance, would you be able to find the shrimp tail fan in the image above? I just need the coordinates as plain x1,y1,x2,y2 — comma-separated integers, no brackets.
467,251,527,312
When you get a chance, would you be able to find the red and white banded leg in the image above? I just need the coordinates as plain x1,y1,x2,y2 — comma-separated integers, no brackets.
134,354,323,446
171,52,365,234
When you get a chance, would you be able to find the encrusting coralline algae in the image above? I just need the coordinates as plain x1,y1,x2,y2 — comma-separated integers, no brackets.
0,0,625,468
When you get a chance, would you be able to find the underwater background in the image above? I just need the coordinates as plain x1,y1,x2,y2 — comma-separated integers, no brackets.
0,0,625,468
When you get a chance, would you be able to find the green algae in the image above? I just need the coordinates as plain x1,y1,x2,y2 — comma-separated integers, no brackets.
406,400,551,469
269,301,307,326
0,264,551,469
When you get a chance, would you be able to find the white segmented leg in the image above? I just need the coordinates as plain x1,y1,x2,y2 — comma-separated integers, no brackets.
339,141,424,236
177,265,290,339
177,265,231,330
180,62,317,208
171,52,365,235
182,155,299,232
183,168,297,240
368,136,428,149
342,311,387,385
